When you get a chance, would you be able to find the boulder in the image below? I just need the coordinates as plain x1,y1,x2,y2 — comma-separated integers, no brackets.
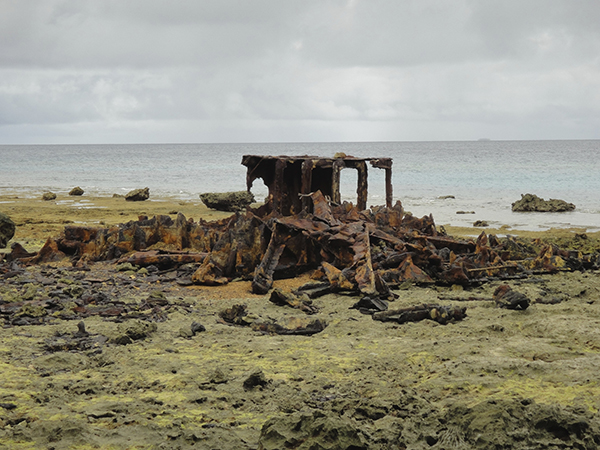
512,193,575,212
125,187,150,202
69,186,84,196
0,212,16,248
42,192,57,201
199,191,255,212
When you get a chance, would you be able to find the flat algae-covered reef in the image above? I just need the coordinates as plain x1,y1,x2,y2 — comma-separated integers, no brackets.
2,265,600,449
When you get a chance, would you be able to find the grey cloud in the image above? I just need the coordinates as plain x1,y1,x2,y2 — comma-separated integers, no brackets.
0,0,306,69
0,0,599,143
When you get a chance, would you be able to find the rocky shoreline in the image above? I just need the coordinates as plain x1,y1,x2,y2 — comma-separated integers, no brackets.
2,194,600,449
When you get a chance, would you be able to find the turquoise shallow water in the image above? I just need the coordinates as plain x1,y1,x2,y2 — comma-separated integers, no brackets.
1,140,599,231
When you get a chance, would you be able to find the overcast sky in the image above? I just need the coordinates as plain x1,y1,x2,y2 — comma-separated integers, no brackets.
1,0,599,144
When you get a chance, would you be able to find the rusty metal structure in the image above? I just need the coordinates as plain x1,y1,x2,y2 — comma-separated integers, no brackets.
4,153,596,308
242,154,393,215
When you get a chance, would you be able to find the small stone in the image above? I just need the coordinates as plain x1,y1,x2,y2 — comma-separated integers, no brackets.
178,327,193,338
76,321,88,335
473,220,489,227
116,262,136,272
210,367,228,384
42,192,57,201
191,321,206,335
112,320,157,345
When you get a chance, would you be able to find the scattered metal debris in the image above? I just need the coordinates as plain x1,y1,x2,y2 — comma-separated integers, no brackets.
493,285,531,310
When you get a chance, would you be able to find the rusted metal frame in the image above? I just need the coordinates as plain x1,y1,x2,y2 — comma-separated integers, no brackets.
369,158,393,208
331,159,345,205
242,155,263,192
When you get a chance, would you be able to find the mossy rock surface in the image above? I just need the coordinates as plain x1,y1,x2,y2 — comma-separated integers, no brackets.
512,193,575,212
125,187,150,202
68,186,84,196
200,191,255,212
0,211,15,248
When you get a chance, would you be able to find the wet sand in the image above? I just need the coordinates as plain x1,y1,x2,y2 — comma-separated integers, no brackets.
2,193,600,449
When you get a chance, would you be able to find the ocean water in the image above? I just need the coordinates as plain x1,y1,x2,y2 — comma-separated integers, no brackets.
0,140,599,231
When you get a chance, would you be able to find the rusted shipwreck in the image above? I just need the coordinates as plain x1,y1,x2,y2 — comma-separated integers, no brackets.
3,155,597,301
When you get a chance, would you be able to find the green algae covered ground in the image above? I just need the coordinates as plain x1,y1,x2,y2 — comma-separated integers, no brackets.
2,266,600,449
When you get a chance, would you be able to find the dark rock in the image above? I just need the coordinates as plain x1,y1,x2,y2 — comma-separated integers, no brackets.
76,321,88,335
125,187,150,202
473,220,489,227
42,192,57,201
456,210,475,214
199,191,255,212
438,195,455,199
512,193,575,212
243,369,270,390
191,321,206,335
0,212,16,248
69,186,84,196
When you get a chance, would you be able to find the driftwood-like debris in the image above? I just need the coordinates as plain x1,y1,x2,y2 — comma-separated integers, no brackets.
218,303,327,335
269,288,319,314
373,304,467,325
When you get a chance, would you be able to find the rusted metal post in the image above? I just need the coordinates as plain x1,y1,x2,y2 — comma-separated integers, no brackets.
273,159,286,214
331,159,344,204
301,159,313,212
356,161,368,211
385,167,393,208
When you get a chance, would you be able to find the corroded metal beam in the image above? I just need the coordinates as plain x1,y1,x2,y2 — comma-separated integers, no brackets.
356,161,368,211
331,159,344,205
301,159,314,212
